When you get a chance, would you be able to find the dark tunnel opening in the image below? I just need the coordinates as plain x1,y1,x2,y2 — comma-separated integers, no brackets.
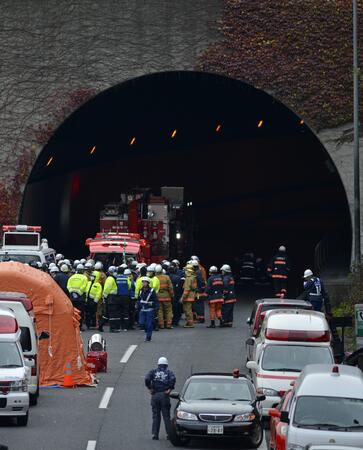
21,71,352,292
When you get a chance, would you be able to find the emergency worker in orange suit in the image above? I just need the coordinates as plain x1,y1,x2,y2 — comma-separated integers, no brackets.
221,264,237,327
155,264,174,329
205,266,224,328
267,245,290,298
181,264,198,328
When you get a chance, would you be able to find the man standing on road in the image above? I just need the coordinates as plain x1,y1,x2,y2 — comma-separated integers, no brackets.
137,277,159,341
181,264,198,328
267,245,290,298
298,269,331,313
145,357,176,441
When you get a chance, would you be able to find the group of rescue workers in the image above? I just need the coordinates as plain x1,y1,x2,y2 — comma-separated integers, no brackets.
45,255,237,341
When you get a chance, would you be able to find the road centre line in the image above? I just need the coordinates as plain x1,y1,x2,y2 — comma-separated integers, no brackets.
99,387,114,409
86,441,97,450
120,344,138,363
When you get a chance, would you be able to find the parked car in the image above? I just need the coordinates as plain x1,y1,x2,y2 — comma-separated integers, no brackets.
0,308,30,426
268,389,293,450
284,364,363,449
169,370,265,448
0,292,39,405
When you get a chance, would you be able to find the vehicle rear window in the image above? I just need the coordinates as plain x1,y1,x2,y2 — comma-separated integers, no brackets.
0,342,23,367
0,254,41,264
262,345,332,372
261,304,311,314
20,327,32,352
184,378,252,402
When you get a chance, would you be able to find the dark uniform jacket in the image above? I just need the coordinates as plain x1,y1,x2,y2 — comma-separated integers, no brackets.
145,367,176,393
206,274,224,303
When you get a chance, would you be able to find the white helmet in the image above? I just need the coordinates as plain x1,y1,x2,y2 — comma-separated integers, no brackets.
172,259,180,266
85,262,93,269
88,259,95,265
303,269,313,279
191,260,199,267
279,245,286,252
55,253,64,261
157,356,168,366
108,265,116,274
120,263,128,269
141,276,151,283
76,264,85,271
63,259,71,266
220,264,231,273
209,266,218,273
60,264,69,273
124,269,132,275
49,262,56,268
163,261,171,267
57,259,64,267
74,259,80,267
94,262,103,270
155,264,163,273
80,258,86,264
191,255,199,261
50,266,59,273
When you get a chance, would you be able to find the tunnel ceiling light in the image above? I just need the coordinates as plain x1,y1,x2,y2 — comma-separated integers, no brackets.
89,145,96,155
171,129,177,139
257,120,264,128
300,119,305,125
46,156,53,167
129,137,136,146
215,123,222,132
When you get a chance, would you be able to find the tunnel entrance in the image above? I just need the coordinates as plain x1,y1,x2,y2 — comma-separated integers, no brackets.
21,71,351,288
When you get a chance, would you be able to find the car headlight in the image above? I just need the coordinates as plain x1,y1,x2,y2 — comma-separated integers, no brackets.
234,413,256,422
176,410,198,421
10,379,27,392
256,387,279,396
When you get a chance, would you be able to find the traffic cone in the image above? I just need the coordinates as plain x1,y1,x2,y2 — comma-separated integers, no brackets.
63,361,75,388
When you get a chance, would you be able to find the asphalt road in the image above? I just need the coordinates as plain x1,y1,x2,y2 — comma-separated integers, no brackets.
0,286,271,450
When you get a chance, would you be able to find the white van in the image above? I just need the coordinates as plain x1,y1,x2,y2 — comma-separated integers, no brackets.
285,364,363,449
0,225,55,265
0,293,39,405
0,308,30,426
246,310,334,416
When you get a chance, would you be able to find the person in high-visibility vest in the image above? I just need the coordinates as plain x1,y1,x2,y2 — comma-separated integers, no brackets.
85,271,103,329
98,266,118,332
114,267,133,332
67,264,88,330
155,264,174,329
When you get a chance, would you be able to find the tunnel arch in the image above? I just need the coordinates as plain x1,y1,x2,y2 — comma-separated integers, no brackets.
21,71,352,285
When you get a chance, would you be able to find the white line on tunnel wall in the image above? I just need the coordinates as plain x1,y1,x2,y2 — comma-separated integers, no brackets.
86,440,97,450
99,387,114,409
120,344,138,363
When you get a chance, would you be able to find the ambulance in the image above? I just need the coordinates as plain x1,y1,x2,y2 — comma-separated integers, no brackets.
0,225,56,265
246,310,334,416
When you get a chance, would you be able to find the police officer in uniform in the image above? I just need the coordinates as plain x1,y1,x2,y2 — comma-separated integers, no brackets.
145,357,176,440
298,269,330,312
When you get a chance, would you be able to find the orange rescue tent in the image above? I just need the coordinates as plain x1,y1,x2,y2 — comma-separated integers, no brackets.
0,262,92,386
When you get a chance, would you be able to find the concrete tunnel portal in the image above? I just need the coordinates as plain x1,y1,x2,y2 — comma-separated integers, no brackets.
21,71,352,290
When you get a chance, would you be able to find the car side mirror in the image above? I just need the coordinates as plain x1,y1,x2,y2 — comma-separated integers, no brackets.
246,337,255,346
256,394,266,402
246,361,259,371
246,317,252,325
268,408,281,418
169,391,180,400
39,331,50,340
280,411,289,423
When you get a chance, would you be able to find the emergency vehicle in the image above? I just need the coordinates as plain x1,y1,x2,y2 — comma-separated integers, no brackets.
86,232,150,266
93,188,185,262
246,310,334,416
0,226,56,265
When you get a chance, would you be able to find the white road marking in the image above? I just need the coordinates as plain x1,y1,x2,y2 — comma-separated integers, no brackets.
120,344,138,363
99,387,114,409
260,431,268,449
86,440,97,450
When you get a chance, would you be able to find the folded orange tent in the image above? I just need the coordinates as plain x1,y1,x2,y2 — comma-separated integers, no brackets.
0,262,92,386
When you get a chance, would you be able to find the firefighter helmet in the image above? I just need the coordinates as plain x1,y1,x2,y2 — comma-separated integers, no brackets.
55,253,64,261
50,266,59,273
220,264,231,273
303,269,313,279
155,264,163,273
209,266,218,273
94,261,103,270
124,269,131,275
60,264,69,273
278,245,286,252
141,276,151,283
76,264,85,271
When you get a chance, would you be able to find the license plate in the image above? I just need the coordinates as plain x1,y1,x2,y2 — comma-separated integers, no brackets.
207,424,223,434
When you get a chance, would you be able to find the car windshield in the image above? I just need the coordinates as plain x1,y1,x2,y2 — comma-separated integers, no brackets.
0,342,23,367
262,345,332,372
93,253,137,267
294,396,363,429
184,378,252,402
0,254,41,264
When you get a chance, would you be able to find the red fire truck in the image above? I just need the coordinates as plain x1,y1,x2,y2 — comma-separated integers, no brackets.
86,188,185,264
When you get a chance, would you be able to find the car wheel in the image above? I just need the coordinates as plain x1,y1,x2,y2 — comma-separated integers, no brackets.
245,422,263,448
168,424,190,447
16,412,29,427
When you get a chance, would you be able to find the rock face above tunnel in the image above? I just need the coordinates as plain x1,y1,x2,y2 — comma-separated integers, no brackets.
0,0,361,253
